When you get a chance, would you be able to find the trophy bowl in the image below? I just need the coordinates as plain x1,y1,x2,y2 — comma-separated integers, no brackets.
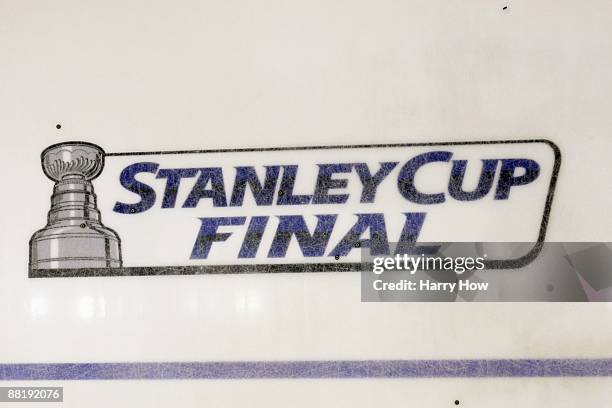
41,141,105,181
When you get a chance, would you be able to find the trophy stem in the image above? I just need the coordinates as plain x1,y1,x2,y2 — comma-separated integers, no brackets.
47,175,101,225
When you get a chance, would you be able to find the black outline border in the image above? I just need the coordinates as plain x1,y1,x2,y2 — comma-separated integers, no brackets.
30,139,561,278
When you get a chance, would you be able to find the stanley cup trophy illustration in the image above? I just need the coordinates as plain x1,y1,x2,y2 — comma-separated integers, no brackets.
29,142,122,271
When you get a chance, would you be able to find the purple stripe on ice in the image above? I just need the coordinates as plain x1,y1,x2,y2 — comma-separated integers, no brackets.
0,359,611,380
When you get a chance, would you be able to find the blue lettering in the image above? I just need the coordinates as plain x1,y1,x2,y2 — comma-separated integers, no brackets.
183,168,228,208
354,162,398,203
329,213,390,257
113,162,159,214
190,217,246,259
230,166,280,207
495,159,540,200
397,151,453,204
268,215,337,257
448,159,498,201
277,165,312,205
156,168,199,208
312,164,352,204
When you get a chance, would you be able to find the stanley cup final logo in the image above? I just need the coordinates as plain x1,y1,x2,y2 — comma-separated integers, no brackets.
29,142,122,271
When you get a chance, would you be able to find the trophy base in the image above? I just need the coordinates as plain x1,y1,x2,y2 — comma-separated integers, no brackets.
29,221,122,270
